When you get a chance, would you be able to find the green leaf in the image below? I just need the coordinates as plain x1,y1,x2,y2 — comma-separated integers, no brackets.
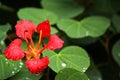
80,16,110,37
17,7,58,25
9,61,42,80
57,16,110,38
51,27,58,34
0,24,11,41
0,24,11,52
43,46,90,73
86,64,102,80
41,0,84,19
55,68,89,80
0,40,6,52
112,14,120,33
57,19,86,38
112,39,120,66
0,55,23,79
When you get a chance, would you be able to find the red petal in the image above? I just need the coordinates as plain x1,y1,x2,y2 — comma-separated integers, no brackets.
15,20,36,39
37,20,50,37
25,56,49,74
46,34,64,50
4,39,24,60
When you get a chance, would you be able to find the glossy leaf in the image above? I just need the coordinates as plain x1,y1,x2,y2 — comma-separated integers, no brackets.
112,39,120,66
0,55,23,79
55,68,89,80
17,7,58,25
41,0,84,19
57,16,110,38
43,46,90,73
9,61,42,80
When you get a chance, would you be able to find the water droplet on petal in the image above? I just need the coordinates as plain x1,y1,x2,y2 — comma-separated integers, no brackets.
61,63,66,67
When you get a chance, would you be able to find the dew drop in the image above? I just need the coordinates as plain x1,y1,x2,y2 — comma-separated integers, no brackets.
61,63,66,67
85,31,89,36
6,61,8,64
82,67,87,72
0,40,4,45
20,62,23,65
25,77,30,80
19,65,22,68
12,71,15,75
5,59,8,61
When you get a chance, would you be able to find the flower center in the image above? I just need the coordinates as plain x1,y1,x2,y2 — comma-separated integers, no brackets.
24,30,45,60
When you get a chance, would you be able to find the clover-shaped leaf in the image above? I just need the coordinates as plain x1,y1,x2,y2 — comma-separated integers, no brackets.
0,55,23,79
57,16,110,38
43,46,90,73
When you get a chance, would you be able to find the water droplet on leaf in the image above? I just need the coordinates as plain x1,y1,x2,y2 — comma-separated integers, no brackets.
6,61,8,64
19,65,22,68
5,59,8,61
25,77,30,80
12,71,15,75
0,40,4,45
85,31,89,36
20,62,23,65
82,67,87,72
61,63,66,67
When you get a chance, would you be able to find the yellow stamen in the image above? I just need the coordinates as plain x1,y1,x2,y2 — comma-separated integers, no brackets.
36,30,42,49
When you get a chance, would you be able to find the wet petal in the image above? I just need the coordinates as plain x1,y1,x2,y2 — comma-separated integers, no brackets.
4,39,24,60
37,20,50,37
46,34,64,50
15,20,36,39
25,56,49,74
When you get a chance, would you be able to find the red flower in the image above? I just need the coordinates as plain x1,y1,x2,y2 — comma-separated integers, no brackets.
37,20,50,37
4,39,24,60
26,56,49,74
46,34,64,50
15,20,36,39
4,20,64,74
